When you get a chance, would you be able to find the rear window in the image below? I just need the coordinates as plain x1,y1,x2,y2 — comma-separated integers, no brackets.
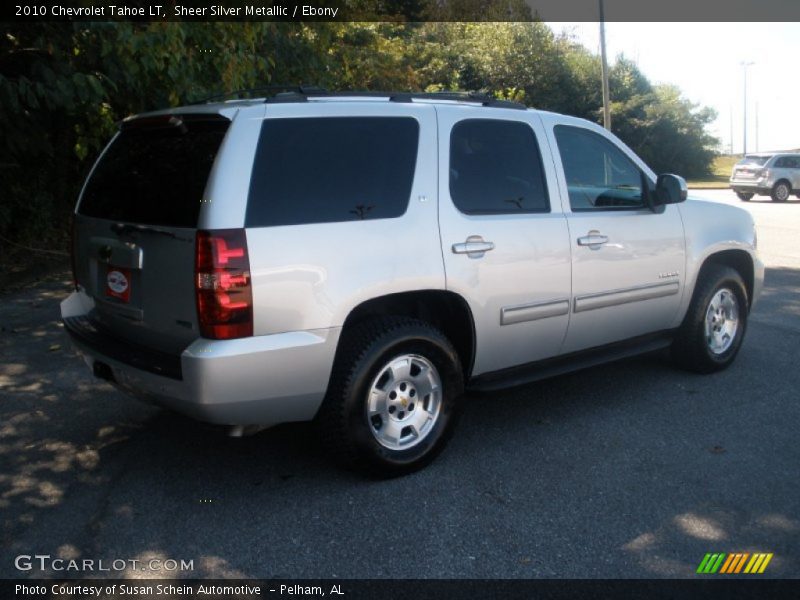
246,117,419,227
79,116,230,228
737,155,772,166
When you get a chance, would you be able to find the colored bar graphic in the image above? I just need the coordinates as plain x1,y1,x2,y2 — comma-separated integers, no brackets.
746,554,763,573
697,553,727,573
719,554,736,574
698,552,772,574
696,553,713,573
757,554,773,573
733,553,750,573
720,553,741,574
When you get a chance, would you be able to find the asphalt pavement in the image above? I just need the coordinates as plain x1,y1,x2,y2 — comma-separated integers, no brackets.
1,188,798,579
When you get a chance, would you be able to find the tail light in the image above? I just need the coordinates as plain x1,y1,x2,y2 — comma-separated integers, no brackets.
195,229,253,339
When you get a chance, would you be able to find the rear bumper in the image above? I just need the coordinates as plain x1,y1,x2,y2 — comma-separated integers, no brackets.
61,291,340,426
729,180,770,194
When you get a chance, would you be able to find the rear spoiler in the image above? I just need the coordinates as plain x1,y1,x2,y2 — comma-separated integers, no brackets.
119,113,230,131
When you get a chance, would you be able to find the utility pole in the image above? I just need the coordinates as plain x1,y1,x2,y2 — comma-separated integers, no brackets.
599,0,611,131
729,105,734,155
755,101,759,152
741,61,754,155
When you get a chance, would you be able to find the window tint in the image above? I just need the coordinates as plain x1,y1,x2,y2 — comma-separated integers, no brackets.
449,119,549,214
776,156,800,168
79,117,229,228
738,155,771,166
246,117,419,227
554,125,646,211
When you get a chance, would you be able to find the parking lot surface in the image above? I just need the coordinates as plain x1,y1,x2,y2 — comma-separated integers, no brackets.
1,189,798,579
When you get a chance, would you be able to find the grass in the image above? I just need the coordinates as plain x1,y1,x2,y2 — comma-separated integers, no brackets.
687,155,739,189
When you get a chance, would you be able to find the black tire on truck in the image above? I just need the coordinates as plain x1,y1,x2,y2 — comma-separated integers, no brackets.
316,317,464,477
672,265,748,374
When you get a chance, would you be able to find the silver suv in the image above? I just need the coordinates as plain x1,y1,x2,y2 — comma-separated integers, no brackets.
730,153,800,202
62,91,763,475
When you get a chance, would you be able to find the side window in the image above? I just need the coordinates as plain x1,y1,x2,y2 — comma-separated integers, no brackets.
774,157,788,168
246,117,419,227
554,125,647,211
788,157,800,169
449,119,549,214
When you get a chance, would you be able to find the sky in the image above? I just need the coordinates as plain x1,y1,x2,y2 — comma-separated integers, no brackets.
549,22,800,154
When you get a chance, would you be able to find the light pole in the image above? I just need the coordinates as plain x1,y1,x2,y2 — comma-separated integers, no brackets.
729,105,734,155
599,0,611,131
741,61,754,155
755,101,759,153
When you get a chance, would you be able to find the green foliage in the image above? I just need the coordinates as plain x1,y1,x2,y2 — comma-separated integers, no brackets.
0,21,719,251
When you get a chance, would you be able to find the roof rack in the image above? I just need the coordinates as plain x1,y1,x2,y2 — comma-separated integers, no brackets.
264,89,527,110
190,85,328,105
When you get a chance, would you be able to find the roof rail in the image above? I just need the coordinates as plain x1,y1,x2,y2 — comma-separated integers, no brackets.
190,85,328,105
263,89,527,110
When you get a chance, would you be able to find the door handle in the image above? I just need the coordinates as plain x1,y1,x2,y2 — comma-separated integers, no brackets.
452,235,495,258
577,230,608,249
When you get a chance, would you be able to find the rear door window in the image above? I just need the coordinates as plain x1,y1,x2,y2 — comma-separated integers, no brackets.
449,119,550,214
246,117,419,227
79,116,229,228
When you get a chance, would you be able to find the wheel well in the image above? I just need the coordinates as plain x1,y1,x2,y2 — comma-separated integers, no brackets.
701,250,754,309
774,178,792,189
342,291,476,377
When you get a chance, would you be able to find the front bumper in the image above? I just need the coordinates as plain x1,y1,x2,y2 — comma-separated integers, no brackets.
61,291,340,426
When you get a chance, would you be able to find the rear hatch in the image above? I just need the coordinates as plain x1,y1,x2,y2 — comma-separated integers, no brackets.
74,113,231,355
732,155,771,180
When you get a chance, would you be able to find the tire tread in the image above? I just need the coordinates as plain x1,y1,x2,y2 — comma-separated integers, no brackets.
316,316,460,475
672,264,747,373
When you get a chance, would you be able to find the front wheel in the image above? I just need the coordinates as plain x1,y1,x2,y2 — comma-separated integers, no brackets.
771,181,791,202
672,265,748,373
736,192,754,202
316,317,464,477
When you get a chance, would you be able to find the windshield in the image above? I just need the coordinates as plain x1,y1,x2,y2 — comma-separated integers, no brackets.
737,155,772,166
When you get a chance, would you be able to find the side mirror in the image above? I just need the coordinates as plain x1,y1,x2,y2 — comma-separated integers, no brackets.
655,173,688,205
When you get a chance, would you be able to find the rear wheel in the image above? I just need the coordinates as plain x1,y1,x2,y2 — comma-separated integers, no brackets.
672,265,748,373
771,181,791,202
736,192,754,202
316,317,464,477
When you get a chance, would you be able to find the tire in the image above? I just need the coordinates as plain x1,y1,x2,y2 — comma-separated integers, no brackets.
316,317,464,477
672,265,748,374
771,181,791,202
736,192,754,202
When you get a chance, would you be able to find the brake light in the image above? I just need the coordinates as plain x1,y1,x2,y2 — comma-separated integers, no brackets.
195,229,253,339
